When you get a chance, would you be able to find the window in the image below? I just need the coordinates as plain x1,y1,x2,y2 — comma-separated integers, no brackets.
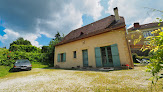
143,30,154,38
61,53,64,62
57,53,66,62
73,51,76,58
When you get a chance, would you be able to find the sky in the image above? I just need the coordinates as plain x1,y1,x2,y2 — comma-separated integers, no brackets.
0,0,163,48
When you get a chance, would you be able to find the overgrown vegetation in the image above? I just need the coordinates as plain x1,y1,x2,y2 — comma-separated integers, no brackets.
9,45,41,52
0,48,47,66
141,28,163,89
0,32,64,77
132,16,163,91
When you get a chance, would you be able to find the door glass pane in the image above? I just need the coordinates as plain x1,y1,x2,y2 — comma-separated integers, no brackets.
101,47,107,64
107,46,113,62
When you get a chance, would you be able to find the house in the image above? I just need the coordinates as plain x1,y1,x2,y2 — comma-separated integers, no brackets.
54,7,134,68
127,22,163,56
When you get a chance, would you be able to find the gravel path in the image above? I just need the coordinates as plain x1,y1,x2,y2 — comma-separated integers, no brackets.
0,67,161,92
0,69,94,92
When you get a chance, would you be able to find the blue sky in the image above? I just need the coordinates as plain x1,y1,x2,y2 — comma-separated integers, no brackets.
0,0,163,48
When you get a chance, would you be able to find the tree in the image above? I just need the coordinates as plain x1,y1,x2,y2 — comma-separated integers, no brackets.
9,37,31,47
55,31,61,40
9,37,33,51
141,28,163,89
43,32,64,66
132,21,163,91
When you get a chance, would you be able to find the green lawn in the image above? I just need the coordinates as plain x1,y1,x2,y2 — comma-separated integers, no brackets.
31,62,49,68
0,62,49,77
0,66,12,77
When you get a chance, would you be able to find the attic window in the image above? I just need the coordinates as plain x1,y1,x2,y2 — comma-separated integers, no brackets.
80,32,84,36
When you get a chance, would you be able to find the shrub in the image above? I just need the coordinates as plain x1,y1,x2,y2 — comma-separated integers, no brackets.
0,48,49,66
9,45,41,53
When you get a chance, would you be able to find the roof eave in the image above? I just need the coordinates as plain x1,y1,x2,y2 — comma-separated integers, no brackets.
55,24,126,47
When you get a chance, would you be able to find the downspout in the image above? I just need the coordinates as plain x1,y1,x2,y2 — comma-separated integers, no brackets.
125,28,134,68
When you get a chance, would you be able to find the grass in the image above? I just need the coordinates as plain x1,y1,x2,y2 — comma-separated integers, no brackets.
0,62,50,77
0,66,12,77
134,62,140,64
31,62,49,68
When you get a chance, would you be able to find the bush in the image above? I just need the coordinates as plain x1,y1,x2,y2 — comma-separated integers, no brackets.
9,45,41,53
41,46,49,53
0,48,50,66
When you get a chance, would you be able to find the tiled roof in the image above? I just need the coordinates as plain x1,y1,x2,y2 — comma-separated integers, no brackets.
128,22,163,31
55,15,126,46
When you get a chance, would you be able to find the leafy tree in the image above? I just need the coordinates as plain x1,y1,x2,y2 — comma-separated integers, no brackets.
55,31,61,40
132,20,163,91
41,46,49,53
9,37,31,47
141,28,163,89
42,32,64,66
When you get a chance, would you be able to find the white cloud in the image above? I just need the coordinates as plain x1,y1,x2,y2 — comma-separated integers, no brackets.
0,29,42,48
23,33,42,47
106,0,163,26
0,0,103,48
0,29,20,48
38,0,103,38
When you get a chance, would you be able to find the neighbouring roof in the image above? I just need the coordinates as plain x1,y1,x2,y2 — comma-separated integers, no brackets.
55,15,126,46
128,22,163,31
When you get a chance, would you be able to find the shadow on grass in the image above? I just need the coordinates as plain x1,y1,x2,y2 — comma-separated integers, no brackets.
9,68,31,73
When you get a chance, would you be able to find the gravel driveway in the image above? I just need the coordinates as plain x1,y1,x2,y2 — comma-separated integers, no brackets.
0,69,94,92
0,67,162,92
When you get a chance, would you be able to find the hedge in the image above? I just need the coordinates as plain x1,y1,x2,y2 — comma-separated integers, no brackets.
0,48,50,66
9,45,41,53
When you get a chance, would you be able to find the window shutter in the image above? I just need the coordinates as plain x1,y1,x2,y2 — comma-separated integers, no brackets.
57,54,60,62
95,47,102,67
63,53,66,62
111,44,121,67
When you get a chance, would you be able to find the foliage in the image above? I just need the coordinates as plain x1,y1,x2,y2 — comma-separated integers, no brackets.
45,39,58,66
9,45,41,52
0,32,64,68
9,37,38,52
130,14,163,90
0,48,48,66
44,32,64,66
9,37,31,47
141,28,163,87
41,46,49,53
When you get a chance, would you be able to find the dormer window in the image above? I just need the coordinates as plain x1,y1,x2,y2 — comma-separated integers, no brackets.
80,32,84,36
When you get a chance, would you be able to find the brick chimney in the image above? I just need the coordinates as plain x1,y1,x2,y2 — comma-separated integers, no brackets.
134,22,140,28
113,7,120,21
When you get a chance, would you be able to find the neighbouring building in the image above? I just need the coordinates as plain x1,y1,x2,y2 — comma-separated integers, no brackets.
54,7,134,68
127,22,163,56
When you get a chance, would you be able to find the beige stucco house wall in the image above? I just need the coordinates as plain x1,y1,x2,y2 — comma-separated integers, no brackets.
54,7,133,69
54,28,133,68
